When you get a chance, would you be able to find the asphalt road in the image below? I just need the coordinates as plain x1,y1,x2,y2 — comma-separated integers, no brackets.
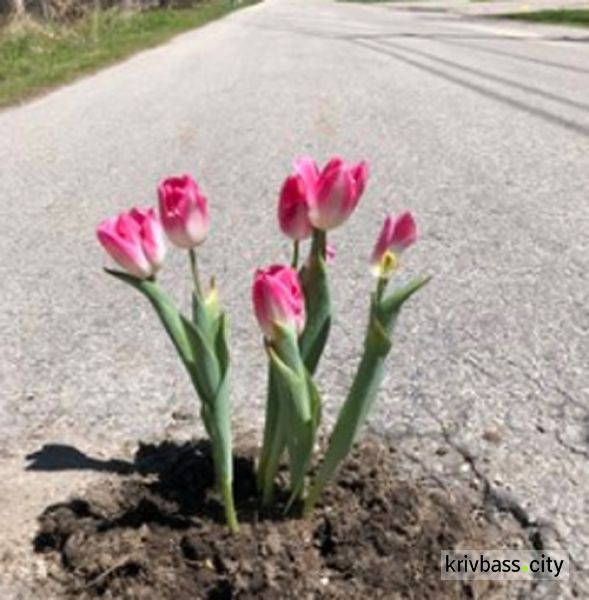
1,0,588,596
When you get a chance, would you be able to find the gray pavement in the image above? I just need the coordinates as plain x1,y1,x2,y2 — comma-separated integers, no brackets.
1,0,588,596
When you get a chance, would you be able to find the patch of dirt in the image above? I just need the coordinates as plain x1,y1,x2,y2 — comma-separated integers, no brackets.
35,437,522,599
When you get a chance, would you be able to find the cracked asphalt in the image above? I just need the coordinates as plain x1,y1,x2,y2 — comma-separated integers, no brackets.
0,0,588,596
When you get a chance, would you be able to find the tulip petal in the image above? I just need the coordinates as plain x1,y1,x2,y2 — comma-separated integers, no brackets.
293,156,320,199
312,165,355,230
158,174,210,248
371,215,395,267
97,214,153,279
129,207,166,271
351,161,369,204
391,211,417,253
278,175,313,241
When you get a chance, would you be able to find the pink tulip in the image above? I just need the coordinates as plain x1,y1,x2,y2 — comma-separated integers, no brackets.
278,175,313,241
371,212,417,275
252,265,306,340
158,175,209,248
309,157,369,231
97,207,166,279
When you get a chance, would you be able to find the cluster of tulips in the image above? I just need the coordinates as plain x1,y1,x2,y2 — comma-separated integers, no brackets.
97,155,429,533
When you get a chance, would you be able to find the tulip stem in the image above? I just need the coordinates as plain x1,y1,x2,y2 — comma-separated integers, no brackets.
188,249,203,297
221,479,240,534
311,229,327,259
376,276,388,301
292,240,300,269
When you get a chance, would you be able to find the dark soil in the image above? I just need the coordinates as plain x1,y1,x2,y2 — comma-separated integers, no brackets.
35,438,514,599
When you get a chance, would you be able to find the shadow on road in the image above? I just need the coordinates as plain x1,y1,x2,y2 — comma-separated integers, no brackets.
25,440,213,476
26,444,136,474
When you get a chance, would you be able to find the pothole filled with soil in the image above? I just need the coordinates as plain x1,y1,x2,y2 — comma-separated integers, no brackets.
34,437,525,599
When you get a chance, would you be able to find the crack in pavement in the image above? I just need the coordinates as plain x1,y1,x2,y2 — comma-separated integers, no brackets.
437,428,585,598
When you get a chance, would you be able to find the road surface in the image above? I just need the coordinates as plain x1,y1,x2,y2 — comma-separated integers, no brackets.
0,0,588,596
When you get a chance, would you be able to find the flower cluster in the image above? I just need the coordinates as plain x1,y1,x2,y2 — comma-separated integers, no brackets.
97,175,209,278
97,155,428,532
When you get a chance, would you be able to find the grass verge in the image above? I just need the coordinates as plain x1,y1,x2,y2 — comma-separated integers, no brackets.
501,8,589,27
0,1,255,108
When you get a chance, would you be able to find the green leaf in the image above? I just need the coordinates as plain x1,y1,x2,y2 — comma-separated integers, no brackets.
268,326,319,509
268,346,311,424
366,300,393,357
299,250,331,375
179,313,221,402
302,317,331,376
192,285,221,344
208,313,233,482
257,365,286,505
192,290,209,334
305,369,322,431
269,362,315,511
381,275,432,320
198,311,238,531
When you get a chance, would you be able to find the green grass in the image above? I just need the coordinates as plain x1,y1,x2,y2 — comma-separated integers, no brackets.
0,1,255,107
501,8,589,27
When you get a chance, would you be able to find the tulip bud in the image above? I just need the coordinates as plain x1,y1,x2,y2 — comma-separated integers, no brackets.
97,207,166,279
371,212,417,277
158,174,210,248
309,157,369,231
278,175,313,241
252,265,306,340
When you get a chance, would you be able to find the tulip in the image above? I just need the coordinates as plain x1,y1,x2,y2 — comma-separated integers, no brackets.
278,175,313,241
158,174,210,248
254,264,316,511
97,207,165,279
371,212,417,277
309,157,369,231
252,265,306,340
